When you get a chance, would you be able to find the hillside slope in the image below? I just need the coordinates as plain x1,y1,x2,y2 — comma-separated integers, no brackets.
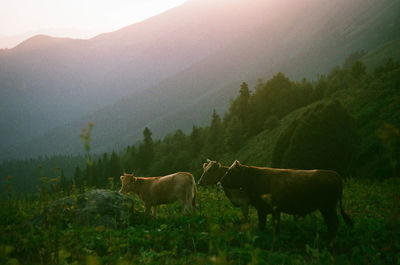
361,38,400,70
1,0,400,160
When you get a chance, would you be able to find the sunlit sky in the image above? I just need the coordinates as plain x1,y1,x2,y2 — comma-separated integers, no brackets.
0,0,186,48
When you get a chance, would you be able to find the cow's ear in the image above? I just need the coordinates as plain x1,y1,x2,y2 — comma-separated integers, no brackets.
217,162,222,168
234,160,240,167
120,175,124,180
207,158,211,163
203,163,208,169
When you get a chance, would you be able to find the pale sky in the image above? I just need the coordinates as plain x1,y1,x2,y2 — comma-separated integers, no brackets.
0,0,186,48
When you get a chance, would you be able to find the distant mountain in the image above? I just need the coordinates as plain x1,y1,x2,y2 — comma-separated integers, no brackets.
1,0,244,153
1,0,400,160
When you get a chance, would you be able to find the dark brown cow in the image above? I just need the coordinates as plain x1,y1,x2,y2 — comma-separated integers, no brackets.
198,160,250,221
120,172,197,216
220,160,353,241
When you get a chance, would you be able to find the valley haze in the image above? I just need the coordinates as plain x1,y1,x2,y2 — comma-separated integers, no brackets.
0,0,399,161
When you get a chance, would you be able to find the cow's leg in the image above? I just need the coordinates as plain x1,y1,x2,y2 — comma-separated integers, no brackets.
181,190,193,215
320,206,339,244
272,210,281,234
257,208,267,230
180,199,191,215
183,203,189,215
145,204,151,215
241,204,249,222
191,193,196,214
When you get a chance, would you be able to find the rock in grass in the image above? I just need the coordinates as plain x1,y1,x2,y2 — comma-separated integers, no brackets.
33,189,135,228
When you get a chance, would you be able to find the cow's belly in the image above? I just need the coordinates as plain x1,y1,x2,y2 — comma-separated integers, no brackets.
144,193,178,206
224,188,249,207
279,204,318,216
153,196,178,205
273,190,336,215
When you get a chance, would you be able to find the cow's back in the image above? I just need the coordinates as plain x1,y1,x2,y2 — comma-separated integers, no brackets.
149,172,196,204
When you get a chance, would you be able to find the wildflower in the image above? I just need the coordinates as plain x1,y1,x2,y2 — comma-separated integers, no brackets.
86,254,101,265
95,226,104,232
58,248,71,260
40,177,48,182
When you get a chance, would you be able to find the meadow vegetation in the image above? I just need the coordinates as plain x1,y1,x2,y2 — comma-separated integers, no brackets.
0,177,399,264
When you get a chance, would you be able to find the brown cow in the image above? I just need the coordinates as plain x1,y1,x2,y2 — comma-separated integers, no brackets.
198,160,250,221
119,172,197,216
220,160,353,242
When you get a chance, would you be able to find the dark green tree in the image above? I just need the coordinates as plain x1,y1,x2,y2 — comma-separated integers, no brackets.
205,110,225,157
73,166,84,191
138,127,154,174
107,151,121,189
229,82,251,125
225,116,244,152
122,146,138,173
351,60,366,79
249,72,293,134
189,125,204,156
59,170,70,193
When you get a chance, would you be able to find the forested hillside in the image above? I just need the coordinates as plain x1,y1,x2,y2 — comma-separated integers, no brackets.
2,55,398,194
74,57,399,186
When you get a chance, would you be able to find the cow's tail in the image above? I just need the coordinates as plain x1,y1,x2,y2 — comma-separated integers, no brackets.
338,178,354,227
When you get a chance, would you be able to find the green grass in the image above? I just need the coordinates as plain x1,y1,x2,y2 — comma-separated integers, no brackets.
1,178,399,265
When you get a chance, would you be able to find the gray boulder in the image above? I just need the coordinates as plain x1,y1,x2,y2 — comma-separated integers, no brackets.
34,189,135,228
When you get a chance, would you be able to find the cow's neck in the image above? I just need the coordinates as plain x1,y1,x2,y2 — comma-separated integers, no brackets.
244,165,272,193
216,166,229,182
133,179,152,200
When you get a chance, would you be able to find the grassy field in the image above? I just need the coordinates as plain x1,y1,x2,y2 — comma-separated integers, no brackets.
0,177,399,265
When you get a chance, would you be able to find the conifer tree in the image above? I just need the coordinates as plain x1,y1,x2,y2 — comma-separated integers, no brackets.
206,109,225,157
351,60,366,79
189,125,203,156
138,127,154,173
108,151,121,189
225,116,244,152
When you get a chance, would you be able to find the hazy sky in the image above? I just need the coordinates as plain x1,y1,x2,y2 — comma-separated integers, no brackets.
0,0,186,48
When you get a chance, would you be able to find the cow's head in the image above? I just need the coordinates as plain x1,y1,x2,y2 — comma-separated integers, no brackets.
119,173,137,193
220,160,243,189
198,159,223,186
